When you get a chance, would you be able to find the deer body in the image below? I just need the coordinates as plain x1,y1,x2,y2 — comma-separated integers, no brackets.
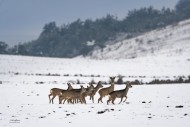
59,84,93,104
98,77,115,103
48,83,73,104
71,84,94,104
107,83,132,105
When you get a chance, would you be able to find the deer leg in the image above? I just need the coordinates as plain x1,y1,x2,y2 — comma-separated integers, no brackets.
119,97,123,104
98,97,101,103
107,100,109,105
73,99,76,104
59,95,62,104
107,97,111,105
70,99,73,104
98,96,103,103
83,97,86,104
123,96,128,102
112,97,116,105
48,94,52,104
76,99,78,103
68,99,72,104
92,96,94,103
101,97,104,103
79,98,81,103
79,98,82,104
81,98,83,104
81,98,85,104
69,98,72,104
98,95,104,103
51,95,56,104
63,98,67,104
66,99,69,104
77,99,79,103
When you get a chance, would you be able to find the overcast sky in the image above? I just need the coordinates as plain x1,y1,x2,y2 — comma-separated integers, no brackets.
0,0,179,46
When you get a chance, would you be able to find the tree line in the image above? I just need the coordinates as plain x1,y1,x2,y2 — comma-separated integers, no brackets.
1,0,190,57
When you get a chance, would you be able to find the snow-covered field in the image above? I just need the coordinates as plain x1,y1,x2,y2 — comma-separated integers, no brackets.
0,54,190,127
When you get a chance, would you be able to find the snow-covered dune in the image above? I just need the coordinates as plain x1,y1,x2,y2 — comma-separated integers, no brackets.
89,19,190,59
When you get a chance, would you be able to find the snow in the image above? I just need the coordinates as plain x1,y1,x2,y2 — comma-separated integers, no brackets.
86,40,95,46
0,54,190,127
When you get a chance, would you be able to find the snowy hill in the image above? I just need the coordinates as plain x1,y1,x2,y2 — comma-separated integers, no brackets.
88,19,190,59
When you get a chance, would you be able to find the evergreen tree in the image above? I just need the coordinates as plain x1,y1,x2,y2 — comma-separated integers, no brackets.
176,0,190,19
0,41,8,54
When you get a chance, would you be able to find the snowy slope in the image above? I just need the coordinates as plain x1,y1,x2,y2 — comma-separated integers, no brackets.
89,19,190,59
0,54,190,127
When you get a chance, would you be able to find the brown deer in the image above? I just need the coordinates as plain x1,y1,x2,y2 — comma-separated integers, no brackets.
80,83,95,104
64,83,94,104
60,85,86,104
89,81,103,103
107,83,132,105
98,77,116,103
48,83,73,104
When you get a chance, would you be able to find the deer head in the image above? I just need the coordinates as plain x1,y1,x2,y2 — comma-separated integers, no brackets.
126,82,132,88
109,76,116,84
67,83,73,90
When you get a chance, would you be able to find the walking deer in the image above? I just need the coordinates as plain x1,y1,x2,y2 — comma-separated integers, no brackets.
98,77,116,103
107,83,132,105
48,83,73,104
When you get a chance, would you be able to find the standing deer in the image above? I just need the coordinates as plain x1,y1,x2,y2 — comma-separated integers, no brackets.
89,81,103,103
48,83,73,104
98,77,116,103
107,83,132,105
66,83,94,104
60,85,86,104
80,83,95,104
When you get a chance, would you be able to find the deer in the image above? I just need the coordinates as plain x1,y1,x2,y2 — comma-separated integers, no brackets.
64,83,94,104
89,81,103,103
60,85,86,104
98,76,116,103
80,83,95,104
48,83,73,104
107,83,132,105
